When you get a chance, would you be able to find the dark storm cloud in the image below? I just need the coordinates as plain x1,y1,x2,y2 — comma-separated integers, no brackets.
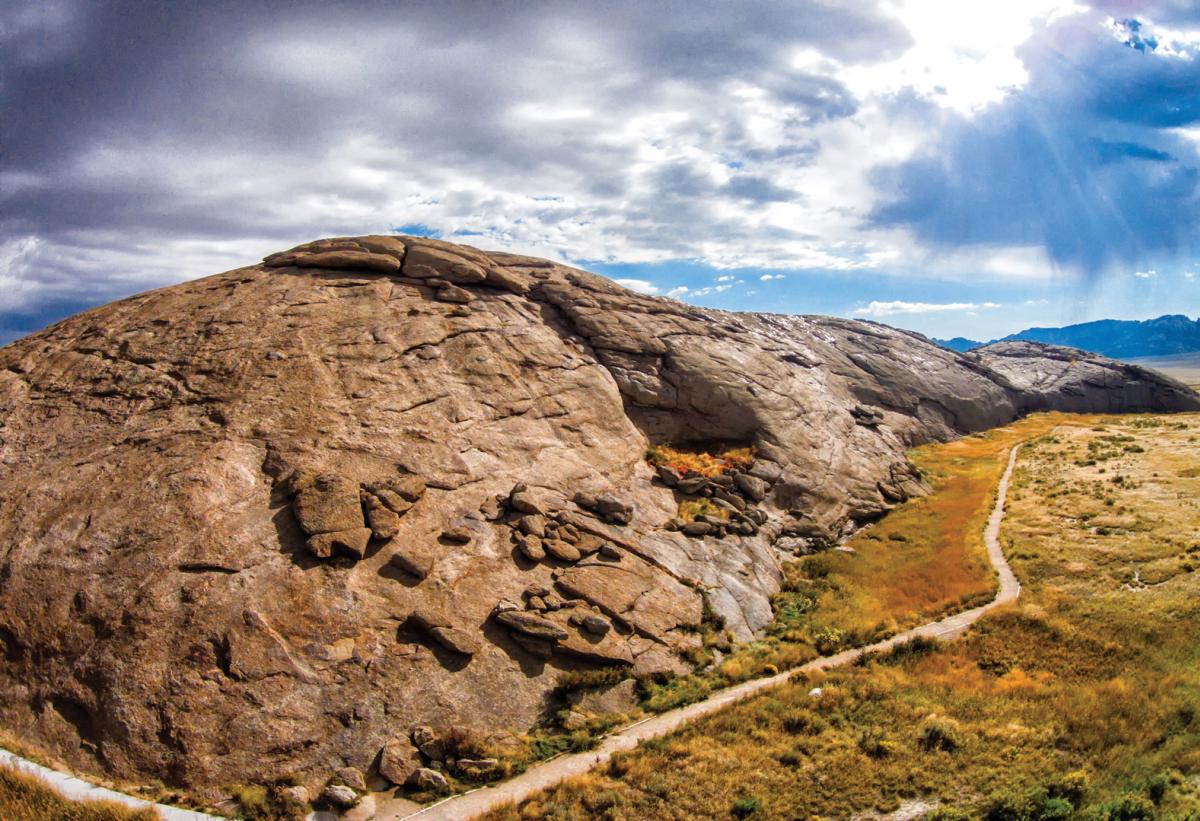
869,10,1200,275
0,0,910,331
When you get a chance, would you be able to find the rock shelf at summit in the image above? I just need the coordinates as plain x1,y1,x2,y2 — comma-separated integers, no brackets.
0,234,1195,804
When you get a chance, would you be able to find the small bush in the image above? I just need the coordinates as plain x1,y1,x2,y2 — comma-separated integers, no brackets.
917,716,963,752
1046,769,1089,806
1091,794,1156,820
731,795,762,817
1146,771,1170,805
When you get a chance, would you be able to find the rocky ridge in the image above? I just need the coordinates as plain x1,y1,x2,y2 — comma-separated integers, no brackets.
0,234,1195,797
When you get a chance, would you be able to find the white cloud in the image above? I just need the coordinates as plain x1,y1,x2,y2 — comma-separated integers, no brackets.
852,300,1002,317
1133,269,1158,279
1186,272,1196,281
716,275,736,282
759,273,785,281
665,286,690,298
614,278,659,294
840,0,1087,114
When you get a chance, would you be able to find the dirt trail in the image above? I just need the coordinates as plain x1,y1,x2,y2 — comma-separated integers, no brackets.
381,445,1024,821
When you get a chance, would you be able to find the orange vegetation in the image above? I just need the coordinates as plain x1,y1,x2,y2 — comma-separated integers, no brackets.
644,443,755,478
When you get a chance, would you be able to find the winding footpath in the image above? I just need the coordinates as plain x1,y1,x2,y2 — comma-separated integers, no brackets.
0,446,1022,821
381,445,1024,820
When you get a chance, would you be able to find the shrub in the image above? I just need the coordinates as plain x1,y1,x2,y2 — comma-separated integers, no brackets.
731,795,762,817
1146,771,1170,805
814,626,845,655
1091,794,1156,820
917,716,963,752
1046,769,1089,807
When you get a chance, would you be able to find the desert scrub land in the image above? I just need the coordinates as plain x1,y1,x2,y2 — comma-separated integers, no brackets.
0,761,158,821
485,413,1200,820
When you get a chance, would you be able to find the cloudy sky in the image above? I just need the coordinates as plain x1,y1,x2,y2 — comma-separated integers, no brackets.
3,1,1200,344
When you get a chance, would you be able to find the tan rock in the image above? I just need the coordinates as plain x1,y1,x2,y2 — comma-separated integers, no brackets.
293,474,363,535
295,250,402,273
307,527,372,560
378,737,422,786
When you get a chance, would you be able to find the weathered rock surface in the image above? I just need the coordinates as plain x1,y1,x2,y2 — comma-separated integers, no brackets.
0,233,1194,795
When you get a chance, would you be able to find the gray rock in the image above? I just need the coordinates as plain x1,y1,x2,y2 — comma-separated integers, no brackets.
581,614,611,636
682,521,712,537
321,784,358,808
594,494,633,524
333,766,367,792
733,473,768,502
406,767,449,792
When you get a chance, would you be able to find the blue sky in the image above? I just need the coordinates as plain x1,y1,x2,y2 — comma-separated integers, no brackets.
2,1,1200,343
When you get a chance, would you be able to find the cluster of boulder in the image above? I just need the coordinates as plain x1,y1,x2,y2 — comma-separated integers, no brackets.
285,469,427,561
506,484,630,565
655,458,781,539
377,725,496,793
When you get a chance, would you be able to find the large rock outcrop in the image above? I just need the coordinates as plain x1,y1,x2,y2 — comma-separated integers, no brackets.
0,234,1194,792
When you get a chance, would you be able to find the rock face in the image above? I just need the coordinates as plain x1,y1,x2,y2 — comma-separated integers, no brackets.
0,233,1194,794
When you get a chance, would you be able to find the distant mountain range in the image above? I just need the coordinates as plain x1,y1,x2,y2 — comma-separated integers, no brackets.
936,314,1200,359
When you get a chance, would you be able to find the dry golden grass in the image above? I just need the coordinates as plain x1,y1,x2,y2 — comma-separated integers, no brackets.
485,412,1200,820
808,413,1104,643
0,762,158,821
645,443,755,478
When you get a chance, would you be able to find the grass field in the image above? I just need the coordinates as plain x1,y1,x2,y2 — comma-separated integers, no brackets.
1128,353,1200,390
0,762,158,821
486,412,1200,819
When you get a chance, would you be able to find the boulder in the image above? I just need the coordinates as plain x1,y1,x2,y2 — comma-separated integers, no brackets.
363,495,401,540
406,767,449,792
594,494,634,524
566,678,639,715
440,526,473,544
307,527,372,560
333,766,367,792
517,514,547,537
321,784,358,808
389,548,434,580
455,758,499,777
295,250,402,273
733,473,768,502
544,539,581,562
515,533,545,562
581,614,611,636
279,785,309,806
378,737,422,786
293,474,364,535
436,285,474,304
495,610,569,641
428,626,481,657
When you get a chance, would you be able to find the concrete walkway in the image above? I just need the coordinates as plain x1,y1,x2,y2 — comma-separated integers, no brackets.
379,445,1024,820
0,746,219,820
